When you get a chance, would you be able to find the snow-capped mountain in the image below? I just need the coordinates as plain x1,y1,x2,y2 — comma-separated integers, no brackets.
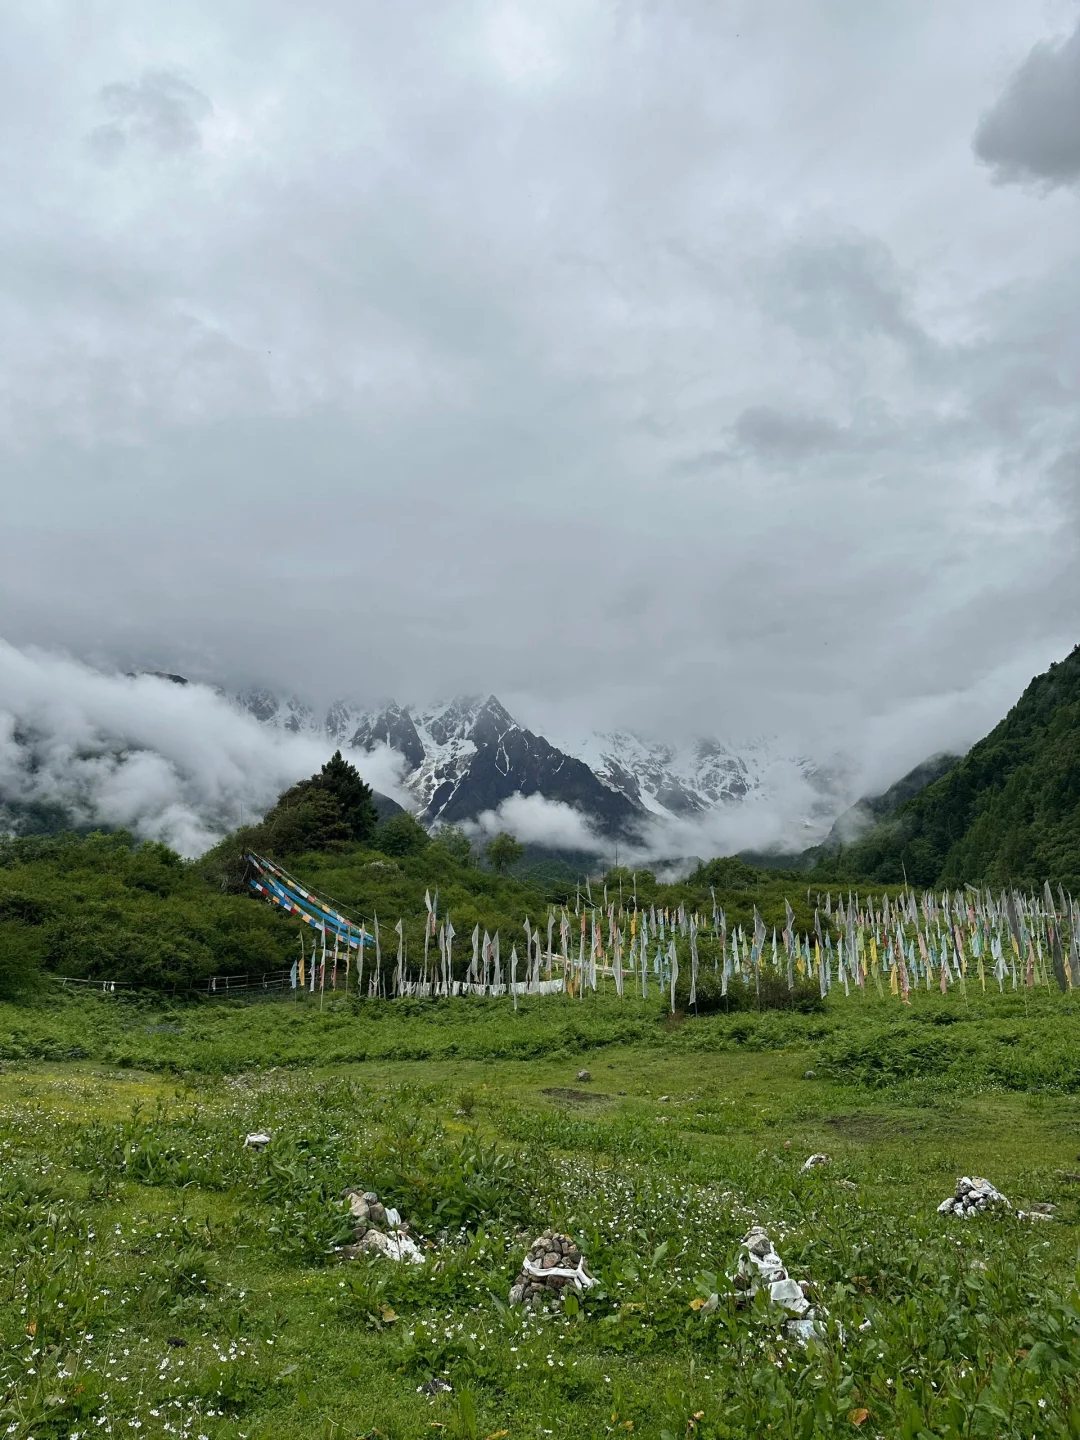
351,695,643,837
237,689,854,843
566,728,852,824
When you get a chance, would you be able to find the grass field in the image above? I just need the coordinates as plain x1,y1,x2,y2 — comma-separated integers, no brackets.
3,986,1080,1439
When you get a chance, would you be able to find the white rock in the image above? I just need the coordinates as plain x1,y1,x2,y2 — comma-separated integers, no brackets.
939,1176,1010,1215
801,1153,831,1172
735,1227,819,1335
360,1228,425,1265
243,1132,271,1149
769,1277,811,1315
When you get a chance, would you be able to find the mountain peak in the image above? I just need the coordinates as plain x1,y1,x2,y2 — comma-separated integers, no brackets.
237,685,858,847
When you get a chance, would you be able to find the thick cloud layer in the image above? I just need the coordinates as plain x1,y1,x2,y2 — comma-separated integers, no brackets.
2,4,1079,789
0,642,405,856
975,18,1080,185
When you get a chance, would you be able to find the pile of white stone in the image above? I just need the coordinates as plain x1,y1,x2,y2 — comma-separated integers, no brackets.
733,1226,820,1342
508,1230,595,1309
937,1175,1010,1217
938,1175,1053,1221
338,1187,425,1264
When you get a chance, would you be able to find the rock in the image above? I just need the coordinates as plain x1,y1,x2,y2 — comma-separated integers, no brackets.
577,1069,591,1082
357,1228,425,1265
657,1095,669,1102
801,1153,831,1172
939,1176,1012,1218
803,1070,816,1080
744,1228,773,1259
340,1188,419,1260
1028,1202,1056,1216
731,1226,821,1342
420,1377,452,1396
508,1230,594,1307
243,1132,271,1149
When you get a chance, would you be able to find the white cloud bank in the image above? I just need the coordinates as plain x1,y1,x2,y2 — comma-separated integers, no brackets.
0,639,406,856
469,793,609,855
467,762,843,869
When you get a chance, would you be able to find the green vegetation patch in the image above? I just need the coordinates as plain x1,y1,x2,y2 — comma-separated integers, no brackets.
2,996,1080,1437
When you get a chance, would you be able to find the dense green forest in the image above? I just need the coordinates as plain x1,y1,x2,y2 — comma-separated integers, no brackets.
811,644,1080,888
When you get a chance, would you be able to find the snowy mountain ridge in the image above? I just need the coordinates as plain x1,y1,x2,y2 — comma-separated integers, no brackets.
237,688,852,841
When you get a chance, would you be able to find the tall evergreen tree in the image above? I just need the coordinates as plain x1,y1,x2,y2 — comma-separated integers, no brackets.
318,750,379,844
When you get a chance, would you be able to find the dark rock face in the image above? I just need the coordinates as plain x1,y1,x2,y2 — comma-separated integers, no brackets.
427,697,643,839
371,791,405,821
349,703,426,772
240,687,280,723
347,693,645,841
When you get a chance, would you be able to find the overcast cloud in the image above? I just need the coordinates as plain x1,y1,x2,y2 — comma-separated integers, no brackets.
3,1,1080,792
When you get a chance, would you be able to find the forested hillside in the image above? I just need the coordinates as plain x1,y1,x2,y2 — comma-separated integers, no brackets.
818,645,1080,887
0,750,826,998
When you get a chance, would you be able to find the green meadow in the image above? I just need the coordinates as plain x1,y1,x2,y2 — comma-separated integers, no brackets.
3,985,1080,1439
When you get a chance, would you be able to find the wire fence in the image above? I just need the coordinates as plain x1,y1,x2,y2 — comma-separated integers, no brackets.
52,969,295,1001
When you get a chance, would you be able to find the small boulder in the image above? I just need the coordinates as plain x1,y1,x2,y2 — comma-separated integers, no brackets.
577,1069,592,1082
801,1153,831,1172
420,1377,452,1396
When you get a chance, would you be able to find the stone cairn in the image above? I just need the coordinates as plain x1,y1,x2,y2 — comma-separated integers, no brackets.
734,1226,819,1342
937,1176,1010,1218
508,1229,593,1309
338,1188,424,1264
936,1175,1053,1221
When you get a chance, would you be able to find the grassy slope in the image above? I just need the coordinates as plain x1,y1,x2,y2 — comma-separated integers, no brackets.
3,988,1080,1438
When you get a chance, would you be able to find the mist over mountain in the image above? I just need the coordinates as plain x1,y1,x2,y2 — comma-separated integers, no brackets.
15,635,1080,884
0,641,405,856
0,640,871,861
237,686,860,860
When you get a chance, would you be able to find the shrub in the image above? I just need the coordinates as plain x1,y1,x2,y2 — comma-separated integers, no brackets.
376,812,431,858
674,967,824,1015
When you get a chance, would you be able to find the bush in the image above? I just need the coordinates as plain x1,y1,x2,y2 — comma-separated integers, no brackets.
376,812,430,858
673,967,824,1015
0,920,43,999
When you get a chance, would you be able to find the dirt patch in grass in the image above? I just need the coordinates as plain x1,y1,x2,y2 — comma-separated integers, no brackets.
541,1087,612,1104
825,1112,932,1141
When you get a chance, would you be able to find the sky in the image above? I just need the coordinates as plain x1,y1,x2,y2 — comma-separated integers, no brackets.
4,0,1080,802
